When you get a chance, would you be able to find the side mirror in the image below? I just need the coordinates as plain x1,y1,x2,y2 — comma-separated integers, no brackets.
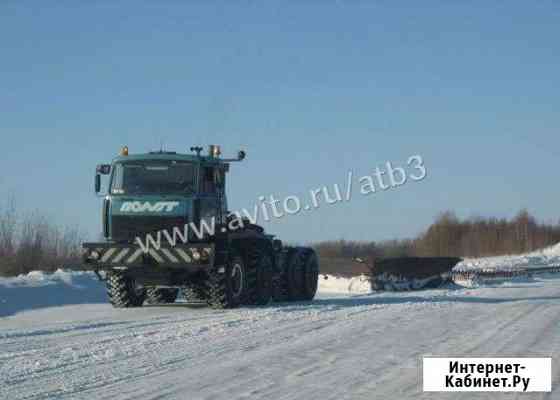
96,164,111,175
95,174,101,193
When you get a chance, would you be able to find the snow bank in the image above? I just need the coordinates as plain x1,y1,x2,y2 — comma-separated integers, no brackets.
317,274,371,294
0,269,106,317
4,243,559,318
0,270,373,317
0,269,89,288
455,242,560,272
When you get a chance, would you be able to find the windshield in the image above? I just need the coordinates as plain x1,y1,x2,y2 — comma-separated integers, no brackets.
111,161,196,195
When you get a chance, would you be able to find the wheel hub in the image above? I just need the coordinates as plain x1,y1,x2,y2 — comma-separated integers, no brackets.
231,263,244,298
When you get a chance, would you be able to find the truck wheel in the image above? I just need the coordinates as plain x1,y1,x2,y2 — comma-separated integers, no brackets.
206,253,246,309
300,249,319,301
146,288,179,305
271,274,287,302
246,243,273,306
282,247,319,301
272,247,296,302
182,284,207,303
106,272,146,308
287,248,307,300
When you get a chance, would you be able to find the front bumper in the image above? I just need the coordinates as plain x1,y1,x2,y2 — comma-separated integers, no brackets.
82,242,215,270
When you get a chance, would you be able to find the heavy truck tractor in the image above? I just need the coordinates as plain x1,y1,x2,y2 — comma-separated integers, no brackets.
82,145,319,309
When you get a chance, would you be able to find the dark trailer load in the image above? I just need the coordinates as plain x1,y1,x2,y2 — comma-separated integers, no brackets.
356,257,462,291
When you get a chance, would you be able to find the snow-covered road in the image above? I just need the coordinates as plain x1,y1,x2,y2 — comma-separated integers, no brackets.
1,273,558,399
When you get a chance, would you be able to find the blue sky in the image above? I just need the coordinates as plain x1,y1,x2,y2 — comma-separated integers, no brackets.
1,1,559,243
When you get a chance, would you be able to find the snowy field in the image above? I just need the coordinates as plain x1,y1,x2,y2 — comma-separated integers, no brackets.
455,242,560,272
1,250,559,400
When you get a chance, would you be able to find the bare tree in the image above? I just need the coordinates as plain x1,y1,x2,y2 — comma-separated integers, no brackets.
0,197,17,274
0,199,86,276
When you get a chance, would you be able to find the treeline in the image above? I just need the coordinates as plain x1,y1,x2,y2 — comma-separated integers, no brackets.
1,199,558,277
0,199,84,276
314,210,560,275
414,210,560,257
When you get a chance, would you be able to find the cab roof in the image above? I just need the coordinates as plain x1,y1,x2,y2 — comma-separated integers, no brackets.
112,152,227,166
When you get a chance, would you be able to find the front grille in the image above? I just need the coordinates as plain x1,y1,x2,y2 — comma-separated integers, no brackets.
111,216,187,242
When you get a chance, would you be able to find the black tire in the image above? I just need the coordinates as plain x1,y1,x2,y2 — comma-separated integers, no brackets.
182,284,207,303
300,249,319,301
271,273,287,302
278,247,319,301
287,248,307,300
246,242,273,306
145,287,179,305
206,253,247,309
272,247,296,302
106,272,146,308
